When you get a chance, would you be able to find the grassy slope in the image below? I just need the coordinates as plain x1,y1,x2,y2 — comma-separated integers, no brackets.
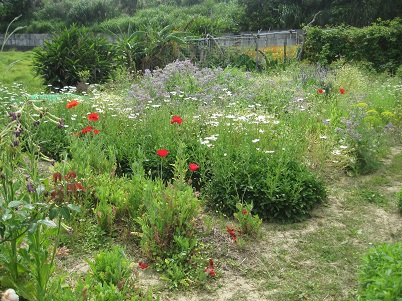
0,50,44,94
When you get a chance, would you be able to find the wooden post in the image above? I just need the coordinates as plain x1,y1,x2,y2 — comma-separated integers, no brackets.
284,39,287,62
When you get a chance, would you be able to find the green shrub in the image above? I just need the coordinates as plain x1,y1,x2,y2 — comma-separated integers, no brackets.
357,243,402,300
66,0,120,26
203,152,327,223
304,19,402,73
32,24,117,91
86,245,133,286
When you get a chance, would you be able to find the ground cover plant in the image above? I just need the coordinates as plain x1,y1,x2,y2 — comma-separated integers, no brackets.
1,53,402,300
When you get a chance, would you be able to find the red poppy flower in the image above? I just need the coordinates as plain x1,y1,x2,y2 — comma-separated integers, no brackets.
171,115,183,124
209,268,216,276
318,89,324,93
243,209,247,215
66,99,79,109
209,258,214,267
340,88,346,94
226,226,236,236
81,126,93,134
139,262,149,269
226,226,237,243
157,149,169,157
189,163,199,171
88,113,99,121
93,129,100,135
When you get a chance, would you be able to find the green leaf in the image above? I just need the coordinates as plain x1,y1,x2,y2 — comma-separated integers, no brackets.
60,206,71,220
67,203,80,212
49,207,59,220
38,219,57,228
8,201,23,208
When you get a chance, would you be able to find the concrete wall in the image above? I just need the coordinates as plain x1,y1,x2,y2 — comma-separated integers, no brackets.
0,34,52,50
0,30,303,51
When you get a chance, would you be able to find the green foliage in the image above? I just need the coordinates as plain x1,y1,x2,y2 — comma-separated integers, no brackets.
87,245,133,286
0,98,80,301
304,19,402,73
357,243,402,300
397,189,402,214
66,0,120,26
233,203,262,238
135,158,206,287
204,151,327,223
51,266,157,301
32,24,117,91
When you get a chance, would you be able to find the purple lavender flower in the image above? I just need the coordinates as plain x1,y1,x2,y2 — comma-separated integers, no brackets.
26,184,35,193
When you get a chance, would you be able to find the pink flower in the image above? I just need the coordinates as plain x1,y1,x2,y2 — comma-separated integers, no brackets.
189,163,199,171
171,116,183,124
156,149,169,157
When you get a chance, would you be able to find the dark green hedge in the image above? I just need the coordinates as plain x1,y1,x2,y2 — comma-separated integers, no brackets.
303,19,402,73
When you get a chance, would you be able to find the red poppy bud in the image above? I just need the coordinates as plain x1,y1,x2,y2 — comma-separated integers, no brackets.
340,88,345,94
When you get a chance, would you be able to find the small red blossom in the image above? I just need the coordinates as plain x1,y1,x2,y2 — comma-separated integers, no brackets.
340,88,346,94
204,258,216,277
139,262,149,269
156,149,169,157
93,129,100,135
66,99,79,109
189,163,199,171
243,209,247,215
171,115,183,124
226,226,236,236
81,126,93,134
226,226,237,243
88,113,99,121
318,89,324,93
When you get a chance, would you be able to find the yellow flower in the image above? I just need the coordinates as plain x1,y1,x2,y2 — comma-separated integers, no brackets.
356,102,368,108
381,110,394,118
366,109,378,115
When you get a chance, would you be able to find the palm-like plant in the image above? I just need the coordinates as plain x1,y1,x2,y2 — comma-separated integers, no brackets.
105,24,146,74
141,24,190,70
